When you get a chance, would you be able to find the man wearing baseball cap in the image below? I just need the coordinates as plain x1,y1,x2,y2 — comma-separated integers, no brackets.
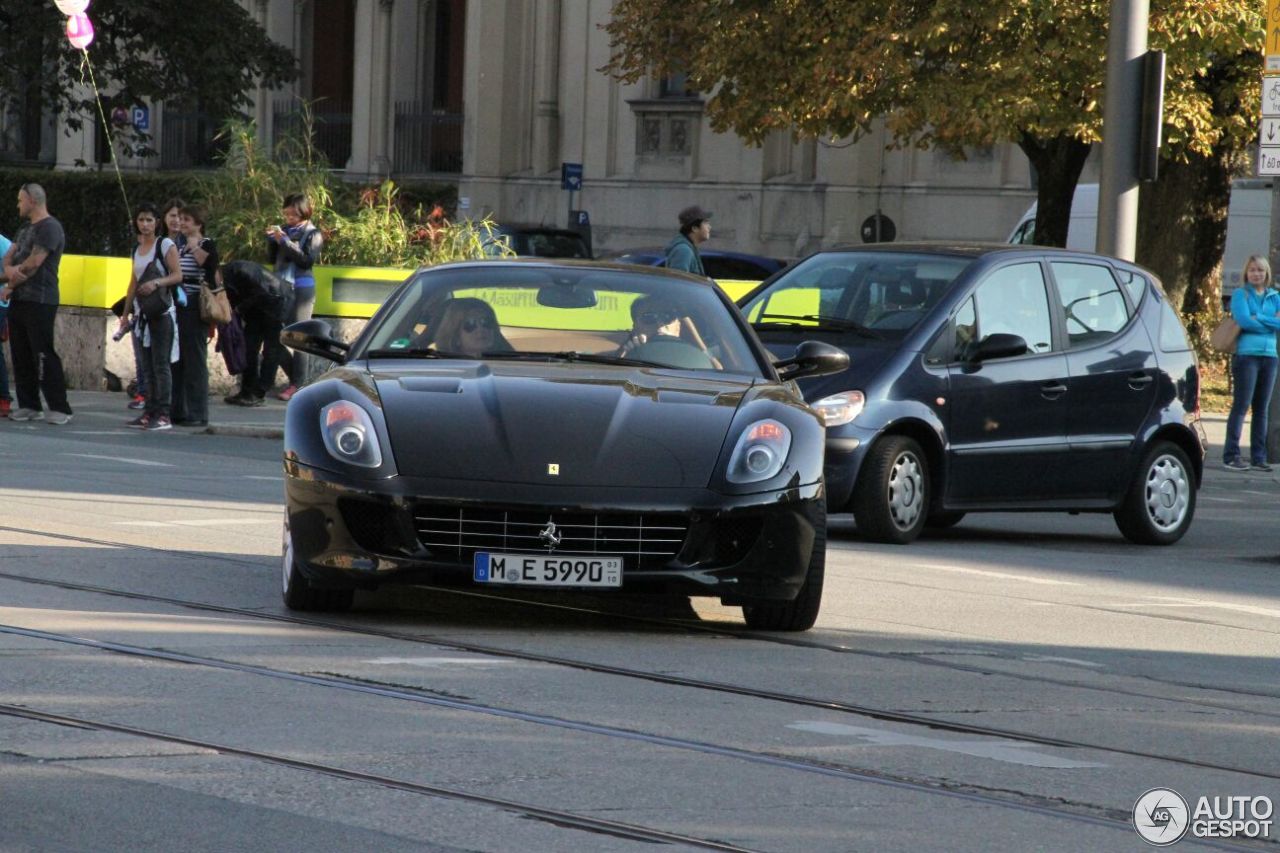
665,205,712,275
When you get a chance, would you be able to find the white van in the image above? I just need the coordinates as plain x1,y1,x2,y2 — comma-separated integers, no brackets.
1221,179,1271,304
1006,183,1099,251
1009,181,1269,306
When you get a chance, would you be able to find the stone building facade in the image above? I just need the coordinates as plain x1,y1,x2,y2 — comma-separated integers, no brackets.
34,0,1100,261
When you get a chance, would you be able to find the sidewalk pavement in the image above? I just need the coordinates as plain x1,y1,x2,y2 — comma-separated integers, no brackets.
33,389,289,439
2,392,1247,461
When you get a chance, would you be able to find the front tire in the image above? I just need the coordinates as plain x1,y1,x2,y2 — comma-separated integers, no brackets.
282,516,354,611
853,436,929,544
1114,441,1196,545
742,502,826,632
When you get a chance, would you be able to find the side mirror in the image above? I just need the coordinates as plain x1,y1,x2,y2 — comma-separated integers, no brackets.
774,340,850,381
969,333,1027,363
281,319,350,364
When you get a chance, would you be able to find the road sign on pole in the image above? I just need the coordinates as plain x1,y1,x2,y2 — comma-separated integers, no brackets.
560,163,583,191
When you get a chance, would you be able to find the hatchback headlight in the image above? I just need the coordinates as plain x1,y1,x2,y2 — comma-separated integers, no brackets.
320,401,383,468
813,391,865,427
727,419,792,483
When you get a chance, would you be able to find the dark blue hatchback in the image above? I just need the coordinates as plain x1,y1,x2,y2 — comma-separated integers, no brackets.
739,244,1206,545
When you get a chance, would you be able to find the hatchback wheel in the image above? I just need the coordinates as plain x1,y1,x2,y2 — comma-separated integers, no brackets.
282,515,354,611
1113,441,1196,545
853,436,928,544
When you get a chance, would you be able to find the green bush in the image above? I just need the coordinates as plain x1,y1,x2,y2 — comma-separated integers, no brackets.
0,110,470,267
0,167,205,255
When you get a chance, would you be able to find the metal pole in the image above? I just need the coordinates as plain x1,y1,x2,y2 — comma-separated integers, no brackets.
1097,0,1149,260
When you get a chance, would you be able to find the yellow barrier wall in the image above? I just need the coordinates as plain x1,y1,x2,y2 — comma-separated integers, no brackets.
55,254,761,318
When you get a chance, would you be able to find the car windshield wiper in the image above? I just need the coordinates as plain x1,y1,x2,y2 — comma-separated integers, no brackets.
481,350,665,368
754,313,882,339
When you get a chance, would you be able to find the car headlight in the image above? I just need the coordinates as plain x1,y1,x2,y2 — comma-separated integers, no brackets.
812,391,864,427
727,419,792,483
320,401,383,468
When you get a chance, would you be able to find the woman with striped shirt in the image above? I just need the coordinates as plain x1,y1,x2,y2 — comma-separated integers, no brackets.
171,204,219,426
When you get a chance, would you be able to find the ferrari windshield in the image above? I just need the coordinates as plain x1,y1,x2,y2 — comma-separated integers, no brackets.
356,265,764,375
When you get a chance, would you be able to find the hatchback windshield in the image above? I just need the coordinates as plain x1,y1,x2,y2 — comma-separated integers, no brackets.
357,266,763,374
741,252,973,337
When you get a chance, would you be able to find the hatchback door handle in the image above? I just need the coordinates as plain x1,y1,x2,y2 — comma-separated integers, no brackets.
1128,372,1154,389
1041,381,1068,399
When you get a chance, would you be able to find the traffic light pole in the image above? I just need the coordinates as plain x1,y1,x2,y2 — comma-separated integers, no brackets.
1097,0,1149,260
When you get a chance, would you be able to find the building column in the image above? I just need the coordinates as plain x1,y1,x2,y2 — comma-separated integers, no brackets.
348,0,395,178
54,82,95,170
531,0,561,175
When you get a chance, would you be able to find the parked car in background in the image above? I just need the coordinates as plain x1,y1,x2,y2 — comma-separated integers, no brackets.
739,243,1206,545
280,259,849,630
605,247,787,288
484,224,592,259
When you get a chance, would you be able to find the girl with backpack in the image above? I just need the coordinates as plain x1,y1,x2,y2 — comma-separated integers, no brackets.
115,203,182,431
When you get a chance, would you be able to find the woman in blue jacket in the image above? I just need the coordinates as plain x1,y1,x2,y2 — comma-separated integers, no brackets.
1224,254,1280,471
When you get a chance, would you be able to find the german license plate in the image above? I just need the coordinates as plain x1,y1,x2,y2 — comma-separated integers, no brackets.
473,552,622,587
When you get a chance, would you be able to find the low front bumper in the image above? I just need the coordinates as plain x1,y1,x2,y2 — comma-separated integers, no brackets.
285,461,824,602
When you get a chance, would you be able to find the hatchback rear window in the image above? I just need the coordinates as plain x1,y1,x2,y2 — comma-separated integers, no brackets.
1157,300,1193,352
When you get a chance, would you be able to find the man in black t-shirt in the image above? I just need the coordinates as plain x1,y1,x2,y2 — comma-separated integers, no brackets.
1,183,72,423
218,260,290,406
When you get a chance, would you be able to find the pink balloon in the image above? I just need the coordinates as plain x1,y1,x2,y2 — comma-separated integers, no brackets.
54,0,90,14
65,12,93,50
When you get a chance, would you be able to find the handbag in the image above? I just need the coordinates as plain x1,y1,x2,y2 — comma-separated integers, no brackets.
199,283,233,325
1210,316,1240,354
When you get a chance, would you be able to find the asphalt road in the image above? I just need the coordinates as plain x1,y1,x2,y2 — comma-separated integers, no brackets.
1,403,1277,852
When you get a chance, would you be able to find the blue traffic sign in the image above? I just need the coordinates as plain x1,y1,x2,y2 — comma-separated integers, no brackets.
131,105,150,131
571,210,590,226
561,162,583,191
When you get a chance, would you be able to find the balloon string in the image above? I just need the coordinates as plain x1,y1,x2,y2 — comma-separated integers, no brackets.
79,51,131,229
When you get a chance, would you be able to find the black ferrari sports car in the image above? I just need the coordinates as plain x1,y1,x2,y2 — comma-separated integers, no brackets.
280,260,848,630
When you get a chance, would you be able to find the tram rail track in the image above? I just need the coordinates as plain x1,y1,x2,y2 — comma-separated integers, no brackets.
0,622,1242,847
0,702,758,852
2,525,1278,789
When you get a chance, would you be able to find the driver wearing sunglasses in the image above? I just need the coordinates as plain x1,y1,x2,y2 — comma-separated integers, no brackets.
617,294,721,367
433,297,512,357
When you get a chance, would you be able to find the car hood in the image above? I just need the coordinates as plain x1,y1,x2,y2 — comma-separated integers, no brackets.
371,362,756,486
757,337,897,401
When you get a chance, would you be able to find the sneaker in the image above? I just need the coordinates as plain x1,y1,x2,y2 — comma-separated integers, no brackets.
224,393,261,406
45,411,72,425
1223,459,1251,471
1253,461,1274,472
146,415,173,431
128,413,152,429
9,408,43,422
127,394,146,410
275,384,298,402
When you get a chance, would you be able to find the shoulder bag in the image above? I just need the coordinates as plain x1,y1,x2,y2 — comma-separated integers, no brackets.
1210,316,1240,354
199,282,233,325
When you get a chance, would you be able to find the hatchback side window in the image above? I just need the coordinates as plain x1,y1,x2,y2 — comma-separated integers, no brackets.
972,263,1054,354
1051,262,1131,348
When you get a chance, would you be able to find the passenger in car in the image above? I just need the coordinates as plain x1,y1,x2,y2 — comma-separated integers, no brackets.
432,298,512,357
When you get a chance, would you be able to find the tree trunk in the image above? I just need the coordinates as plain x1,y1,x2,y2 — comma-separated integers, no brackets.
1136,147,1244,313
1018,132,1092,248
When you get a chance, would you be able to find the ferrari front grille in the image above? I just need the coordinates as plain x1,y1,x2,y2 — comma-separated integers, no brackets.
412,504,688,567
